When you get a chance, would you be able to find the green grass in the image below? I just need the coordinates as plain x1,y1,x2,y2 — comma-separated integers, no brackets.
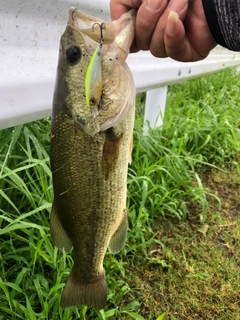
0,67,240,319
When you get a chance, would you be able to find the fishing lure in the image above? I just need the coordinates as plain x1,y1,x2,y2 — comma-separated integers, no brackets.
85,22,106,109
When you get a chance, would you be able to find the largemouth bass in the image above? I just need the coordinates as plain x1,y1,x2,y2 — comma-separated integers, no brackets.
50,8,136,310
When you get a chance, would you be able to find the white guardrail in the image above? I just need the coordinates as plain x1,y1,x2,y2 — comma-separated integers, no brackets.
1,0,240,133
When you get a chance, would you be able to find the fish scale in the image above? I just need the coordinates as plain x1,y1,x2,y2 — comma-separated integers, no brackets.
50,8,136,309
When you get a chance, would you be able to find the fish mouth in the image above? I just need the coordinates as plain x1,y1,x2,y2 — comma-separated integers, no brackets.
68,8,136,136
68,8,116,48
68,8,103,30
68,8,136,51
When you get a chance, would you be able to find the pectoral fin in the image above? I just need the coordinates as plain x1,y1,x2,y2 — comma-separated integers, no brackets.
50,200,72,252
108,209,128,254
102,127,123,180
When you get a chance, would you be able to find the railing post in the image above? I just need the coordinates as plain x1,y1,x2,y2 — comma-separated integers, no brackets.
143,86,168,135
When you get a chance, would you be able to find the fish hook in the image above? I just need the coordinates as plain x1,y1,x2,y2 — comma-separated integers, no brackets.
92,22,106,47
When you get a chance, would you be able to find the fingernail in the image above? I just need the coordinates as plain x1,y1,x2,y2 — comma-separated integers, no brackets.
166,11,179,36
146,0,165,12
169,0,187,14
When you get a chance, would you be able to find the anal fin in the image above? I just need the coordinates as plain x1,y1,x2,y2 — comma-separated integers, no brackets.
108,209,128,254
50,200,72,252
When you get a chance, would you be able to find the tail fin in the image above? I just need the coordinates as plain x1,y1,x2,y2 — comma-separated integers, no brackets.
60,269,108,310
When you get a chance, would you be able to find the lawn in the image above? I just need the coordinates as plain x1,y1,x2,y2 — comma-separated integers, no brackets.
0,67,240,319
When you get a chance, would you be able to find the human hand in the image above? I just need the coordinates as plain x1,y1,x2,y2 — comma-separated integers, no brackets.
110,0,217,61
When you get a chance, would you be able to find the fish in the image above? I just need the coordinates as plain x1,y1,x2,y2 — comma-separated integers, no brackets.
50,7,136,310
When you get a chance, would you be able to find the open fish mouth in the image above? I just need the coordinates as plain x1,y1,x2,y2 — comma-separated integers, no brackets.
66,8,136,136
68,8,117,46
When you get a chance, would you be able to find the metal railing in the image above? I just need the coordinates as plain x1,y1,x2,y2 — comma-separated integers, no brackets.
1,0,240,130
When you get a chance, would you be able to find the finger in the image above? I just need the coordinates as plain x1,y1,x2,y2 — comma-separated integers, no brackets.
183,2,217,60
149,0,188,57
165,11,205,61
134,0,168,50
110,0,142,20
165,11,193,61
129,38,140,53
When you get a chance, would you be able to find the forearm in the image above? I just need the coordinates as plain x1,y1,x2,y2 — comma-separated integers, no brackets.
202,0,240,51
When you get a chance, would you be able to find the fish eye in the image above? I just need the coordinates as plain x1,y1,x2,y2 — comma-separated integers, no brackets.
66,45,82,63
